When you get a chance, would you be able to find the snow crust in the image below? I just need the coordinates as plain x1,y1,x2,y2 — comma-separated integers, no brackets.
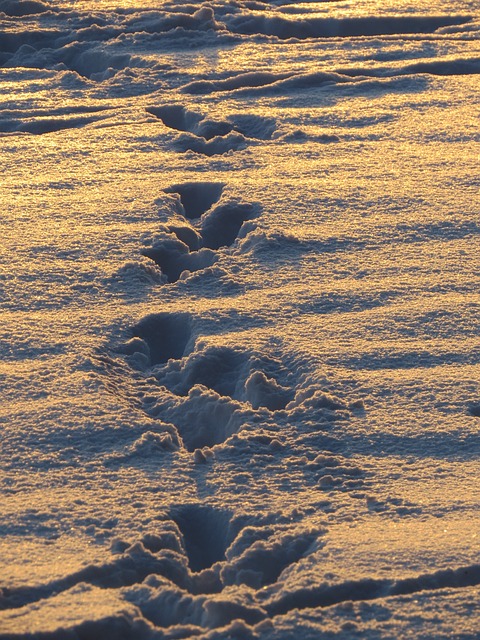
1,0,479,638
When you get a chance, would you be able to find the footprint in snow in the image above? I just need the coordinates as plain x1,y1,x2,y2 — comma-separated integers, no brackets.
141,181,260,283
123,318,295,451
147,104,276,156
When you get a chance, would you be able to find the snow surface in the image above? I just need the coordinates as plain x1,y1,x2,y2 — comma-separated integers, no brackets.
1,0,479,637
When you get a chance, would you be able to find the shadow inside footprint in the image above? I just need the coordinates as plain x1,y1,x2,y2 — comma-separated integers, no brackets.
170,346,249,398
147,104,234,141
147,104,202,133
201,201,260,249
142,185,260,283
165,182,225,219
132,313,192,365
170,505,233,573
141,236,190,283
229,114,277,140
221,527,318,588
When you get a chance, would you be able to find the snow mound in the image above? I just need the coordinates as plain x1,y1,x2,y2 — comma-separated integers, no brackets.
222,525,321,588
173,131,247,156
181,71,292,94
148,103,278,152
161,385,246,452
201,201,260,250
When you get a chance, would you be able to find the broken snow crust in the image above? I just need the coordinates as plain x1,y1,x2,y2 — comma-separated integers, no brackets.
1,0,479,638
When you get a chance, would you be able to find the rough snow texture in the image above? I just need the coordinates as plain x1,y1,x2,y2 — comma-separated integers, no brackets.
1,0,479,638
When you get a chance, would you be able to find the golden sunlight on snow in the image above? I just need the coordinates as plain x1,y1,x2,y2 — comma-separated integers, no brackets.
1,0,479,637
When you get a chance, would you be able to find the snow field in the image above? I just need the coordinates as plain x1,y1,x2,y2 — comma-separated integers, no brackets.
1,0,479,638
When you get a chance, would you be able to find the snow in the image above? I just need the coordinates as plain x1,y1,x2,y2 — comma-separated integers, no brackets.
1,0,479,638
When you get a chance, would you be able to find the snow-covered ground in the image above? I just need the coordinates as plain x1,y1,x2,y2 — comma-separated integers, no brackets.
1,1,479,637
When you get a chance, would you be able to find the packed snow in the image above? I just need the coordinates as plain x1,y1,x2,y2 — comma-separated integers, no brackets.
1,0,479,638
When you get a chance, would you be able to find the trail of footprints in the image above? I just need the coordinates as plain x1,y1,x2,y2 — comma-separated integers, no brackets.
3,107,469,640
103,130,369,630
124,298,359,457
130,108,359,456
114,109,371,629
0,107,367,633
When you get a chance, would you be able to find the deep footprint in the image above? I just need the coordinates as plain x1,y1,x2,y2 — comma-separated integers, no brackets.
146,104,203,133
163,386,242,452
156,344,293,411
169,505,233,573
165,346,249,398
147,104,277,147
132,313,192,365
142,186,260,283
222,527,318,588
201,201,260,250
147,104,233,140
164,182,225,219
